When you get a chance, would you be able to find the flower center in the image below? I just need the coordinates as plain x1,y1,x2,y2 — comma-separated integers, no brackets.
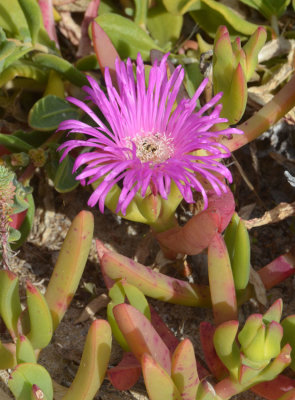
126,132,174,164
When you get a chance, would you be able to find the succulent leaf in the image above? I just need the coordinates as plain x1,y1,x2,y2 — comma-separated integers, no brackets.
0,270,22,338
208,233,237,324
45,211,94,330
8,363,53,400
0,340,15,369
16,335,37,364
113,304,171,374
281,315,295,371
231,218,251,291
243,26,267,80
213,321,240,380
98,243,210,306
263,298,283,324
26,281,53,350
62,320,112,400
171,339,199,400
238,314,263,350
142,353,182,400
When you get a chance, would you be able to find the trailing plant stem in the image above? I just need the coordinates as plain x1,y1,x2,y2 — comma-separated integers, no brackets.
222,73,295,152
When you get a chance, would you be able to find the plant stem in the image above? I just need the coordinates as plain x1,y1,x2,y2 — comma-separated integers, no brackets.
222,73,295,152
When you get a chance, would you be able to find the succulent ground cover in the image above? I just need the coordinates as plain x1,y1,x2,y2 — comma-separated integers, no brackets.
0,1,295,400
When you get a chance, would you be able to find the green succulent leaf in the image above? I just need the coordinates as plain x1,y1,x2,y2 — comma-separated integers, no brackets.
238,314,263,350
142,353,182,400
62,320,112,400
16,335,37,364
18,0,42,45
11,193,35,250
94,13,161,61
0,340,15,369
29,95,80,131
0,61,47,88
0,133,33,152
239,0,291,19
8,363,53,400
190,0,259,39
53,154,80,193
33,54,88,87
45,211,94,330
0,0,31,42
0,270,22,338
213,321,240,380
147,2,183,49
107,301,130,351
26,281,53,350
171,339,199,399
282,315,295,370
231,218,251,290
263,299,283,325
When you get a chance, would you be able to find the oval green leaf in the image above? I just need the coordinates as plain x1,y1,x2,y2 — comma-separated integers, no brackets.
28,95,79,131
94,13,161,61
8,363,53,400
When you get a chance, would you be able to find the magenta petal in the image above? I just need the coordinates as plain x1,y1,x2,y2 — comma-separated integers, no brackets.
57,52,242,214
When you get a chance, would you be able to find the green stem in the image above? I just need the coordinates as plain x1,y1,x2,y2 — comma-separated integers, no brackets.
222,73,295,152
133,0,148,30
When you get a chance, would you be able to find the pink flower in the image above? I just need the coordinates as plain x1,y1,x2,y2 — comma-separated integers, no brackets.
58,54,242,215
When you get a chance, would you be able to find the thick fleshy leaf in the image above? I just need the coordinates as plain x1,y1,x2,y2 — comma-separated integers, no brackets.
213,320,240,380
16,335,36,364
231,217,251,290
0,341,15,369
94,13,161,61
8,363,53,400
243,26,267,80
113,304,171,374
33,53,88,87
190,0,259,39
150,306,179,355
77,0,100,58
257,344,291,382
19,0,42,44
0,270,22,338
282,315,295,370
107,352,141,390
239,0,290,19
238,314,263,350
252,374,295,399
263,299,283,325
147,3,183,49
62,320,112,400
199,322,227,379
258,248,295,290
97,242,210,307
45,211,94,330
171,339,199,400
142,353,182,400
91,20,119,85
156,209,218,255
11,193,35,250
26,281,53,349
0,61,47,87
208,233,237,324
0,0,31,41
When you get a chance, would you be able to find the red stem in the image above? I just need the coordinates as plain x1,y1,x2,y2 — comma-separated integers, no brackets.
258,246,295,290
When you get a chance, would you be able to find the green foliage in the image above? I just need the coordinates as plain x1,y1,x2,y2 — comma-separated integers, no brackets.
28,95,80,131
94,13,161,61
239,0,291,19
